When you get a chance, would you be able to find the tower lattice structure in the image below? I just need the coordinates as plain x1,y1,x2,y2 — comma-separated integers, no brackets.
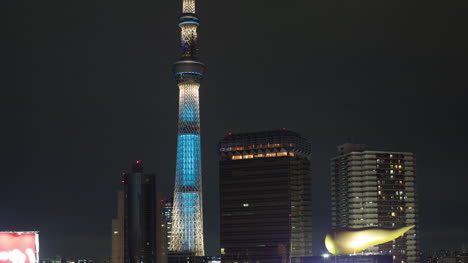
169,0,205,256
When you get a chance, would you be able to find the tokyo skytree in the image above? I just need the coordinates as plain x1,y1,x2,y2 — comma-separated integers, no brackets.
169,0,205,256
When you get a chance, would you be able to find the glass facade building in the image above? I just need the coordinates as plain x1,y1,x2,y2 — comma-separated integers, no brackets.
219,130,313,263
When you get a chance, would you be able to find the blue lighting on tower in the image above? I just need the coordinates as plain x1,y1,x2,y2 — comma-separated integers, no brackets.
180,192,197,250
174,72,204,77
178,20,200,27
180,102,197,122
176,134,200,186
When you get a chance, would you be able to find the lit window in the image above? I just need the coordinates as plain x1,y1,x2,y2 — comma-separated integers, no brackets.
289,152,295,157
243,154,254,159
277,152,287,157
232,155,243,160
254,154,265,158
391,212,396,216
266,153,277,157
243,203,249,207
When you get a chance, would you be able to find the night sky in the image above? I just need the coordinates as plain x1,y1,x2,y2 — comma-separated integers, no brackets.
3,0,468,261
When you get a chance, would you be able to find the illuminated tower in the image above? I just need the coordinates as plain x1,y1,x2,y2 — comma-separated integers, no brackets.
169,0,205,256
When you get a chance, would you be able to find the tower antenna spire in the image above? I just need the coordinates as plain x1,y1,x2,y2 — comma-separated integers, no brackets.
170,0,205,257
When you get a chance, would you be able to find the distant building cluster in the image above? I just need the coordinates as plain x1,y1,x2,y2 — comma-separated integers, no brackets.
40,258,94,263
422,249,468,263
108,129,426,263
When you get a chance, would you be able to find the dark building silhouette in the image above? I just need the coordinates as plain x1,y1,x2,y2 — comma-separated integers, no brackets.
124,160,157,263
112,190,125,263
219,130,313,263
111,161,167,263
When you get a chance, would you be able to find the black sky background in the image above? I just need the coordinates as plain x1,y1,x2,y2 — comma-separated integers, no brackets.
2,0,468,261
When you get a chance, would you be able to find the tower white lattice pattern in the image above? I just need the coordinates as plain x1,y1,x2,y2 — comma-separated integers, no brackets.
183,0,195,13
169,0,205,256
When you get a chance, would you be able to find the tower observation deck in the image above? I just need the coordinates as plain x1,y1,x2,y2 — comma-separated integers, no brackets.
169,0,205,257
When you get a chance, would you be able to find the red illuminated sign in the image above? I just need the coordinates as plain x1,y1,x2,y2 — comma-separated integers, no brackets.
0,233,38,263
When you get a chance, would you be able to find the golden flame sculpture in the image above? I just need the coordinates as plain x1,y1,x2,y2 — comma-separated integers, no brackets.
325,225,415,255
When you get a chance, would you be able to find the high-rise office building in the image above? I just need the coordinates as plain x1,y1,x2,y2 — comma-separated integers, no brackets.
111,190,125,263
111,161,166,263
330,143,419,263
124,161,157,263
157,194,168,263
219,130,313,263
170,0,206,257
162,198,174,249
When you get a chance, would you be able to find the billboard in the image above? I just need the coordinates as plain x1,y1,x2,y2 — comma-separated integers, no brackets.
0,232,39,263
